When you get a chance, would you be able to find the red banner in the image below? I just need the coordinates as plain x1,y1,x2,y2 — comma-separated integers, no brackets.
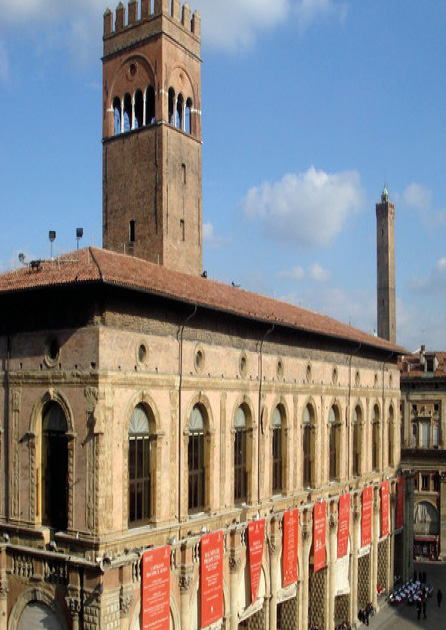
201,531,223,628
361,487,372,548
282,509,299,586
380,481,389,537
313,501,326,572
337,493,350,558
142,546,171,630
248,519,265,604
396,476,405,530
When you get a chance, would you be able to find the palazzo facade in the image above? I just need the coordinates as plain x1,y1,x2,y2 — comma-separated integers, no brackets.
0,1,411,629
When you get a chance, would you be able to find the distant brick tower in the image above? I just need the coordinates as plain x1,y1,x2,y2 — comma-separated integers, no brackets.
102,0,202,276
376,187,396,343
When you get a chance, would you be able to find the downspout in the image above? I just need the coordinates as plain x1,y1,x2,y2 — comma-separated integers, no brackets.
258,324,274,506
382,352,394,473
4,336,11,520
348,342,361,478
177,305,197,522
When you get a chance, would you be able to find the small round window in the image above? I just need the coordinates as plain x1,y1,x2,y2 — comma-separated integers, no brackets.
44,336,60,367
277,359,284,379
332,367,338,385
306,364,312,383
239,353,248,378
136,341,148,366
194,346,205,373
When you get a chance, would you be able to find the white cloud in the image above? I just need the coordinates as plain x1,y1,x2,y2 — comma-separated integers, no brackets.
278,266,305,281
202,221,230,250
402,182,432,210
409,258,446,297
242,166,364,248
308,262,330,282
295,0,348,32
203,222,214,241
0,39,8,81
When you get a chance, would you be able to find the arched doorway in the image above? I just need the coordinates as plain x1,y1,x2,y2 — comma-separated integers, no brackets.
18,601,64,629
42,402,68,530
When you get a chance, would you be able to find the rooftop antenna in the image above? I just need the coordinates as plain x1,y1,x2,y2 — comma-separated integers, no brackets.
76,228,84,252
49,230,56,259
18,253,26,265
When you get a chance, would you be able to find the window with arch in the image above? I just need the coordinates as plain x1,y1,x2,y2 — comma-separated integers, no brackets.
42,402,69,530
128,404,153,526
176,93,184,129
146,85,155,124
188,405,206,513
388,406,394,467
372,405,380,472
234,406,248,504
329,405,340,481
185,97,192,134
272,406,283,494
352,405,362,477
134,89,144,129
113,96,121,135
412,422,418,448
303,404,315,488
123,93,132,132
168,87,175,125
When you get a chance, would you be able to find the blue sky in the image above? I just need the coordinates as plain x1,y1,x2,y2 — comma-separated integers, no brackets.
0,0,445,351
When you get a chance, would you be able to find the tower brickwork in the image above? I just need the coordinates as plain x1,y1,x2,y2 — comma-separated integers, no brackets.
102,0,202,275
376,188,396,343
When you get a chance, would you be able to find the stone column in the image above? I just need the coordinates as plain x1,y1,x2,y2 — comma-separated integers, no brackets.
269,524,281,630
440,473,446,558
0,546,9,629
389,486,396,592
66,594,82,630
301,510,313,630
179,570,193,630
328,508,338,630
229,530,242,630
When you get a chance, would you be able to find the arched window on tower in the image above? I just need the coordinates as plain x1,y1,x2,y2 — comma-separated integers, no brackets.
123,93,132,132
188,405,206,513
168,88,175,126
185,98,192,134
128,404,152,526
134,89,144,129
234,406,248,504
113,96,121,135
176,93,184,129
42,402,69,530
146,85,155,124
272,406,283,494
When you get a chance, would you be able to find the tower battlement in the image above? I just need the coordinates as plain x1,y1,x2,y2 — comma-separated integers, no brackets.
104,1,201,41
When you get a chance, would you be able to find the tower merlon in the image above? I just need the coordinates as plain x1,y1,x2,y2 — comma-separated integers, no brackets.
103,0,201,42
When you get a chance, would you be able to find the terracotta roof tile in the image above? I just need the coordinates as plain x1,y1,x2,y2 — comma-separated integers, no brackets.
0,247,405,354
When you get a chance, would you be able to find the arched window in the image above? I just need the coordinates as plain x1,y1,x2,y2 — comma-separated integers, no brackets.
185,97,192,134
123,93,132,132
188,405,205,512
176,93,184,129
372,405,380,472
42,402,69,530
168,87,175,125
388,406,394,467
303,404,314,488
234,406,248,504
129,404,152,526
272,407,283,494
329,406,340,481
412,422,417,448
134,89,144,129
146,85,155,124
352,405,362,477
113,96,121,135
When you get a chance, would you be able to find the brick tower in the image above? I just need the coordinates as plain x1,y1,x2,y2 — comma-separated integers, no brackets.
102,0,202,276
376,187,396,343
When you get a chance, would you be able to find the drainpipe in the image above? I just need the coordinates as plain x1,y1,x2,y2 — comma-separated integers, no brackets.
348,342,361,478
258,324,274,506
177,305,197,522
4,336,11,520
381,352,394,473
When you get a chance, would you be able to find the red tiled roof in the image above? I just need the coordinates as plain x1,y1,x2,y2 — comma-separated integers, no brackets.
400,351,446,378
0,247,405,354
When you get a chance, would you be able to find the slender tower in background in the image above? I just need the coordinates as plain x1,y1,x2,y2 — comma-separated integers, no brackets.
376,187,396,343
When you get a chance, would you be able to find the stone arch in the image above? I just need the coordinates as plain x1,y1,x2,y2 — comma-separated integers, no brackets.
184,393,215,514
123,391,163,528
110,53,156,107
28,390,75,528
302,398,317,489
8,587,68,630
328,400,342,482
232,395,256,505
166,63,197,108
270,398,289,496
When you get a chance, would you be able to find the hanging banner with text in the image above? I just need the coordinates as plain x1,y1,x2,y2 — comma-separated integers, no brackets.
395,476,405,531
248,519,265,604
282,509,299,586
380,481,389,538
142,545,171,630
361,487,372,548
337,493,350,558
313,501,326,573
200,530,224,629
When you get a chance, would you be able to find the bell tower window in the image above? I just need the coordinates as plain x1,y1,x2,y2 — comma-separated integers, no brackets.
129,220,135,243
123,93,132,132
134,89,144,128
168,88,175,125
